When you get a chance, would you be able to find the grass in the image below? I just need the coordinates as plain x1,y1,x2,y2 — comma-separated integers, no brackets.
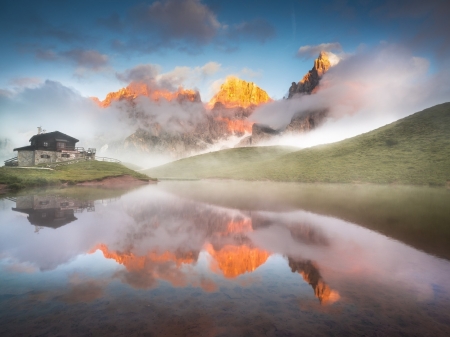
145,102,450,186
0,161,154,190
145,146,298,179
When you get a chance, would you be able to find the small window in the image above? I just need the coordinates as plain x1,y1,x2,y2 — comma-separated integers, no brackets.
40,154,51,159
43,142,48,147
39,200,49,206
57,142,65,149
41,213,47,218
61,153,70,158
60,202,69,207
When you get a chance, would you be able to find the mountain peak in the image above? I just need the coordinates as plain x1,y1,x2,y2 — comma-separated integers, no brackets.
314,51,332,76
288,51,334,98
208,76,272,109
93,82,201,107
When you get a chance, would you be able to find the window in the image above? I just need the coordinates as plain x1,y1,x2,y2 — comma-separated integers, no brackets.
61,153,70,158
43,142,48,147
40,154,50,159
57,142,65,149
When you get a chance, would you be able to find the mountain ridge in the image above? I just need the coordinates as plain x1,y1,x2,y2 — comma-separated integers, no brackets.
144,102,450,186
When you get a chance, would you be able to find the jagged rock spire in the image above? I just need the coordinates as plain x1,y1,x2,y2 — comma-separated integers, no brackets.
288,51,332,98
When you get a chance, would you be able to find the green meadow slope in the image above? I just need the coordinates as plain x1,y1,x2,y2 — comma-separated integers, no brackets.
145,102,450,186
0,161,153,190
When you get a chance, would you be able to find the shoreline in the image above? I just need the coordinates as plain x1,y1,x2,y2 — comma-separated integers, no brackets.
75,175,155,187
2,174,448,194
0,174,155,194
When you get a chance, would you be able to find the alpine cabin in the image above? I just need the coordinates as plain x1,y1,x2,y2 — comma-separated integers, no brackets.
10,129,96,167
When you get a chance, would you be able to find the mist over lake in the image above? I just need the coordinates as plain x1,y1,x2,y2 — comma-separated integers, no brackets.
1,182,450,336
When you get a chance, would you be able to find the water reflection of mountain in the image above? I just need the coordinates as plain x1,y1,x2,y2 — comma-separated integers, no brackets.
288,258,340,305
90,197,337,304
12,195,95,229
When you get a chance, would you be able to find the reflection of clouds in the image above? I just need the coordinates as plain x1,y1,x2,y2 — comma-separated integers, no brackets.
4,262,37,274
2,184,450,320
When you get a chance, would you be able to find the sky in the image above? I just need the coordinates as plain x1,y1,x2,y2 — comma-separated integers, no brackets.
1,0,449,101
0,0,449,164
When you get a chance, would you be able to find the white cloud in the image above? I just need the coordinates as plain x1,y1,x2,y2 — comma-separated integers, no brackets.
251,44,450,148
116,61,222,92
240,67,263,78
200,62,221,76
297,42,342,59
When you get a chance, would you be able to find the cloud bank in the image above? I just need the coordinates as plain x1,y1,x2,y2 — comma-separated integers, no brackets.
251,44,450,148
116,61,221,92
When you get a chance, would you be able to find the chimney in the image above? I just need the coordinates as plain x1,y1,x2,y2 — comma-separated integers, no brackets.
37,126,42,135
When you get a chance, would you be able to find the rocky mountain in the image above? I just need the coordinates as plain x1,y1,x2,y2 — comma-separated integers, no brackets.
205,77,272,135
94,77,273,161
208,76,272,109
283,52,335,137
93,82,201,108
237,52,334,146
288,51,332,98
92,57,334,159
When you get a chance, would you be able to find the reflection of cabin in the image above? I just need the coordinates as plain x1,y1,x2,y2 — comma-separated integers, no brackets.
11,129,96,167
12,195,95,229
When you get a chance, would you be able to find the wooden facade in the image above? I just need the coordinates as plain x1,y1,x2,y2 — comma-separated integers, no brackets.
21,131,79,152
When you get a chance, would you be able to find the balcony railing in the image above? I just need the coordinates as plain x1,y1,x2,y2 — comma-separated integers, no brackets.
4,157,18,166
57,147,96,154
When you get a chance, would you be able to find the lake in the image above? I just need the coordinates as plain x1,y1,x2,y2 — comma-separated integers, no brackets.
1,181,450,336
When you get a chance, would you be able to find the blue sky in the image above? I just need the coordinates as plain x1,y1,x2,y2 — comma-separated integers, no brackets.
1,0,448,101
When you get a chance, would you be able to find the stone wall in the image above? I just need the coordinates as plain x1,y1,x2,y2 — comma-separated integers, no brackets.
18,150,89,166
17,151,34,167
34,150,58,165
34,150,85,165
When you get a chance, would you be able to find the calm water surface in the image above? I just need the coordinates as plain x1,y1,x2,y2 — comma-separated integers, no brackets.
1,181,450,336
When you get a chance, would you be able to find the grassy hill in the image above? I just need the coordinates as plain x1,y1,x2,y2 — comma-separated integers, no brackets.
145,102,450,186
0,161,153,190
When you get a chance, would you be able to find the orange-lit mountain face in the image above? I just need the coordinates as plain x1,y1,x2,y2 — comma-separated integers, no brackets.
206,77,272,135
208,76,272,109
288,51,333,98
93,82,201,108
215,117,253,134
89,77,272,157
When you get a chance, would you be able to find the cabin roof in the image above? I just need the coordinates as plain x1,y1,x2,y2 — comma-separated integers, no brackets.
13,145,35,151
29,131,79,143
